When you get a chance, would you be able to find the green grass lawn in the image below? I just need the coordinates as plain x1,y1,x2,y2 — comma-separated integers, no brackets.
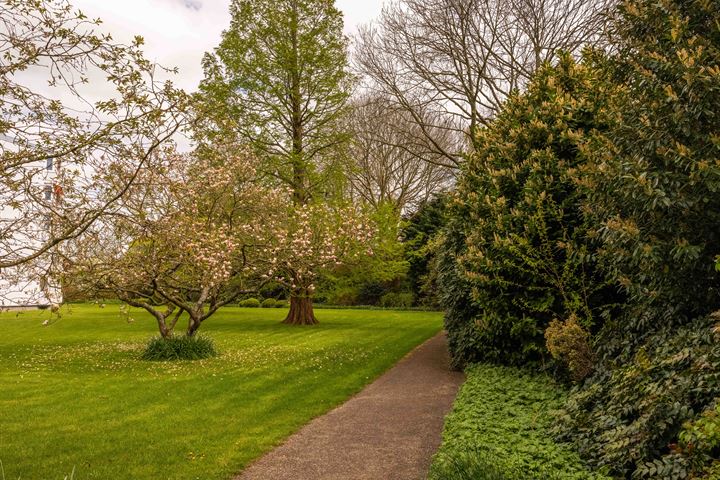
0,304,442,480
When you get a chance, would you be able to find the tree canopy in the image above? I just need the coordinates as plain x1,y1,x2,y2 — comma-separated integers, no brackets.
200,0,351,205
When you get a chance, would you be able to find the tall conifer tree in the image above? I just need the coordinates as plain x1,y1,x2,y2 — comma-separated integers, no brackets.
200,0,352,325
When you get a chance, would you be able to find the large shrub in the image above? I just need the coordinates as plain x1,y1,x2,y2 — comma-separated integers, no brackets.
440,55,619,369
437,222,484,370
579,0,720,333
554,315,720,478
555,0,720,476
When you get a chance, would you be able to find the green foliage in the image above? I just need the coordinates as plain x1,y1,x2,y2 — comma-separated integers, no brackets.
260,298,277,308
259,281,286,301
553,0,720,476
199,0,351,202
402,195,448,308
431,449,606,480
379,292,414,309
318,203,409,306
140,334,218,361
437,222,484,370
679,403,720,478
357,282,387,305
429,364,607,480
239,298,261,308
436,0,720,473
429,449,514,480
579,0,720,331
553,315,720,478
322,285,358,306
545,315,594,382
440,55,620,368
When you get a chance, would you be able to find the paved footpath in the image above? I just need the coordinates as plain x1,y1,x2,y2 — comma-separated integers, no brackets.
236,333,464,480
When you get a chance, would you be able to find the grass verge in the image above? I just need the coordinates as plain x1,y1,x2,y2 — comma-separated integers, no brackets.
429,363,609,480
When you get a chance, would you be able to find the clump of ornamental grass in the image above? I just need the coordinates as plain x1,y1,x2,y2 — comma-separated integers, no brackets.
141,334,217,361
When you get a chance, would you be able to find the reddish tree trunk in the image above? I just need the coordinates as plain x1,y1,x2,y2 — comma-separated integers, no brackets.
282,296,318,325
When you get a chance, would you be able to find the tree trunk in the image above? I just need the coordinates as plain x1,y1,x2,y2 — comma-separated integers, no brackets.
186,316,201,337
158,322,172,339
282,295,318,325
289,1,309,206
150,310,172,338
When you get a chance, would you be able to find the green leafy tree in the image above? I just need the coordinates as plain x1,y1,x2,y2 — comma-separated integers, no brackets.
200,0,353,324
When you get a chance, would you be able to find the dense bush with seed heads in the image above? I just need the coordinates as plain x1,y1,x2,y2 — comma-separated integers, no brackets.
439,55,620,369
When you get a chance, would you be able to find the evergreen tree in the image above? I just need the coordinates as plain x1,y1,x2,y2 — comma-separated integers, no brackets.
439,55,618,369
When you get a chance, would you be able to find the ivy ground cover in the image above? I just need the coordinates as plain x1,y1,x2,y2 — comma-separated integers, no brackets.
0,304,442,479
429,363,608,480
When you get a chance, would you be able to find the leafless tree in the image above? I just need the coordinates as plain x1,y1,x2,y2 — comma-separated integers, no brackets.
346,95,455,213
354,0,611,168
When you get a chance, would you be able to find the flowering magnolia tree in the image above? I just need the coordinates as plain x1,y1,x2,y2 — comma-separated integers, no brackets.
70,146,374,331
0,0,188,306
262,204,375,325
68,145,286,337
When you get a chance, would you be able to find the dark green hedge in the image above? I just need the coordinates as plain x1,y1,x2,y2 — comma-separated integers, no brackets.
436,0,720,475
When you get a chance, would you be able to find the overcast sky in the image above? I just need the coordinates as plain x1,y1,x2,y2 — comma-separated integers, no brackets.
70,0,386,92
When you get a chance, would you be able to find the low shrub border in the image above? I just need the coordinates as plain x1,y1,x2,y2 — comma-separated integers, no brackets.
238,298,261,308
261,298,277,308
429,364,608,480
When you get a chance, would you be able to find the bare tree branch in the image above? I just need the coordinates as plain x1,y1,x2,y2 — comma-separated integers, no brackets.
353,0,612,167
346,94,455,213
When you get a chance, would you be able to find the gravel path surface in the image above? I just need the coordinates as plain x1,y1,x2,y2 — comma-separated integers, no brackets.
235,332,463,480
